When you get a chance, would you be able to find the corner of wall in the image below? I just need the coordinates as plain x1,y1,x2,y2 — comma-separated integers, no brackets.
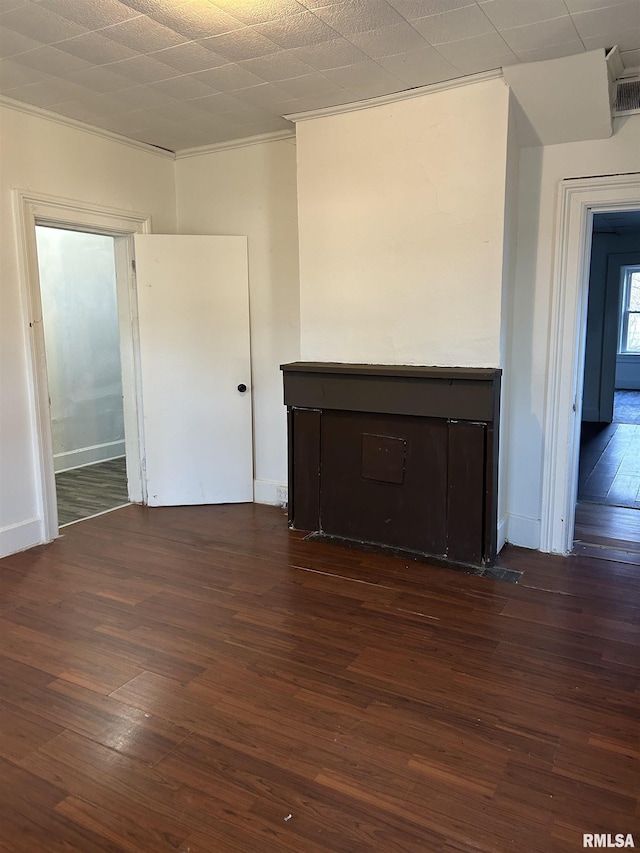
505,513,541,551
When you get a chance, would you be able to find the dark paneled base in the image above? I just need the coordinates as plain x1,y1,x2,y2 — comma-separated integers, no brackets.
283,362,501,568
304,532,522,584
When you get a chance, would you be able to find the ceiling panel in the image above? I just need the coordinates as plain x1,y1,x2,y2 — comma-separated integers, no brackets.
0,0,638,152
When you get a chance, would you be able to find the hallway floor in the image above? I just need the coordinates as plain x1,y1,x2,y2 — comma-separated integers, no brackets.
578,391,640,509
576,390,640,555
55,457,129,526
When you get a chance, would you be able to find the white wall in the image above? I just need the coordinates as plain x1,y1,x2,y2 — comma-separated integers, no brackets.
36,227,125,472
505,115,640,549
0,103,176,556
174,139,300,505
296,77,510,368
497,92,521,550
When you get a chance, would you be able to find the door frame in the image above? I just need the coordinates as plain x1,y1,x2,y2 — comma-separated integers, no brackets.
540,173,640,554
14,190,151,542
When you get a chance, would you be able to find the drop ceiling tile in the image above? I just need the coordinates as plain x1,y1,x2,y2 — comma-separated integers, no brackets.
0,0,31,11
434,31,517,73
111,84,179,109
228,115,293,133
189,91,250,113
479,0,569,30
564,0,635,11
200,28,280,61
312,0,406,37
140,1,244,39
512,41,587,63
239,49,314,81
50,98,117,124
129,126,194,150
500,16,583,53
323,58,404,96
280,88,356,111
105,54,178,84
214,0,308,24
385,0,476,21
36,0,142,29
275,70,339,97
232,80,293,105
620,46,640,64
98,110,165,134
211,100,279,122
0,27,42,58
4,76,89,107
0,4,88,43
150,73,215,100
63,66,134,93
572,1,640,38
254,11,340,48
350,21,430,58
0,57,47,89
54,32,139,64
378,44,459,85
191,63,264,91
148,42,229,74
114,0,192,14
291,37,369,69
143,99,218,123
100,16,189,53
411,5,496,44
13,44,92,75
581,26,640,51
73,92,136,116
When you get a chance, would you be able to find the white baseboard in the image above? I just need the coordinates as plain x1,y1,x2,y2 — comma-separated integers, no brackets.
497,515,507,552
0,517,43,558
254,479,288,507
54,440,125,473
505,513,541,550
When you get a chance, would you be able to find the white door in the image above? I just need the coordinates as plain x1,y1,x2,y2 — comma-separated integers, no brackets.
134,235,252,506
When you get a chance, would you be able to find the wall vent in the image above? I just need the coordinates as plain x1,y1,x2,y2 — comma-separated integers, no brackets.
613,76,640,115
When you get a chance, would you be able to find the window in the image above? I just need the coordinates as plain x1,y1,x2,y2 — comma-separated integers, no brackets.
619,266,640,354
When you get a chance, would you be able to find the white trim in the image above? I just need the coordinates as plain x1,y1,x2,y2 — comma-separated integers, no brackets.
506,513,541,550
540,173,640,554
175,129,296,159
0,95,174,159
285,69,504,123
497,516,507,552
254,479,288,507
54,441,126,473
14,190,151,545
0,518,43,558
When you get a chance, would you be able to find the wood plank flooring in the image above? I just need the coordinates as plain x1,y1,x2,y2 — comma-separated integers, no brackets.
578,422,640,509
1,504,639,852
55,458,129,526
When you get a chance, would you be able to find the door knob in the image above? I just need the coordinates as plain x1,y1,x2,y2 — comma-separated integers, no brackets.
237,383,247,393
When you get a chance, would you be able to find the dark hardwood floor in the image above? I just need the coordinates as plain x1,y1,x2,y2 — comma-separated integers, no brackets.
55,457,129,526
578,422,640,509
0,504,638,852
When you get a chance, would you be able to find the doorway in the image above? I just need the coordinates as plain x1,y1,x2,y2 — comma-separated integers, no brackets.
16,191,150,543
35,226,130,527
575,215,640,553
540,174,640,554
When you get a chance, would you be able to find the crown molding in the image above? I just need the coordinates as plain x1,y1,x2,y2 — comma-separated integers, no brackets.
285,69,504,123
0,96,175,159
174,128,296,159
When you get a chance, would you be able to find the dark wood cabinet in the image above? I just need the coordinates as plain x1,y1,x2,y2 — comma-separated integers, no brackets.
282,362,501,567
